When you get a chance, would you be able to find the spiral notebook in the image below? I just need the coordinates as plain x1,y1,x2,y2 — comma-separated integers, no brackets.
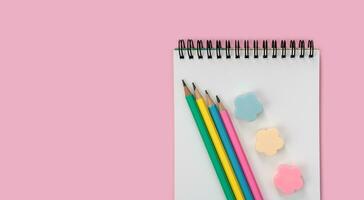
174,39,320,200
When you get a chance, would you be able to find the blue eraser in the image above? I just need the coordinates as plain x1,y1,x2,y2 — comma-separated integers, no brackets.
234,92,263,121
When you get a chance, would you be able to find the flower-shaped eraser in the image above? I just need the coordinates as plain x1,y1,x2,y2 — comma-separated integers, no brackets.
255,128,284,156
274,164,304,195
234,92,263,121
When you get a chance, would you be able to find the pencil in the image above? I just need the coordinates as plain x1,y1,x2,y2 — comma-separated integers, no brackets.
193,83,245,200
206,91,254,200
182,80,235,200
217,95,264,200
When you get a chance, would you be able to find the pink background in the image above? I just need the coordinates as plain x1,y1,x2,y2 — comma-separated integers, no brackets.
0,0,362,199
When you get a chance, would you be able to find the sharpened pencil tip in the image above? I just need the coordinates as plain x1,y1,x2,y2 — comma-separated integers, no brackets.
216,95,221,103
205,90,209,95
192,82,196,90
182,79,186,86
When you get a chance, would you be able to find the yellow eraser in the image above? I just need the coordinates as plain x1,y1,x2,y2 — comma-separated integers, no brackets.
256,128,284,156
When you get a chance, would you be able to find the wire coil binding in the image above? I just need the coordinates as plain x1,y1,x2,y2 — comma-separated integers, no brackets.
178,39,315,59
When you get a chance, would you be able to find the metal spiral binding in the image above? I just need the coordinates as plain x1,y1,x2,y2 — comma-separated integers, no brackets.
244,40,249,58
235,40,240,58
290,40,296,58
206,40,213,59
178,39,315,59
308,40,314,58
281,40,287,58
197,40,203,59
263,40,268,58
253,40,259,58
272,40,278,58
225,40,231,59
187,39,194,59
299,40,305,58
216,40,222,59
178,40,185,59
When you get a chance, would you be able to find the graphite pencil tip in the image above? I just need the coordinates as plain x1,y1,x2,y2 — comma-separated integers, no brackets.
205,90,209,95
192,82,196,90
216,95,221,103
182,79,186,86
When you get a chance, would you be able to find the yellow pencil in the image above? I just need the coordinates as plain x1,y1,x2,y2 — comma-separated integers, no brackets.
192,83,245,200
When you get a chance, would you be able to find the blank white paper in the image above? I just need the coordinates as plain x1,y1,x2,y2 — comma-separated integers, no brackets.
174,49,320,200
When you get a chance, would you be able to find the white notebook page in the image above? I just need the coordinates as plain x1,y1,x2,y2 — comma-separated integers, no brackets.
174,49,320,200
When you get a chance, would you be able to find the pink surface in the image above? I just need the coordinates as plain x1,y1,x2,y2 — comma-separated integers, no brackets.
274,164,304,195
0,0,363,199
220,110,263,200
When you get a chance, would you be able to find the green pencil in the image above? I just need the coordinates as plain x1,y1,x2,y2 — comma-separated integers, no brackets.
182,80,235,200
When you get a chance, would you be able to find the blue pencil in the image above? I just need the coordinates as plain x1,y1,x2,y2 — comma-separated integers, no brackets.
205,91,254,200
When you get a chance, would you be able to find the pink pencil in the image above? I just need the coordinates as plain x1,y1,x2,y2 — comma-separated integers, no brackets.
216,96,264,200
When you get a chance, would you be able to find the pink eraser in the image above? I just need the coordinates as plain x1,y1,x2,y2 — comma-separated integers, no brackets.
274,164,304,195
